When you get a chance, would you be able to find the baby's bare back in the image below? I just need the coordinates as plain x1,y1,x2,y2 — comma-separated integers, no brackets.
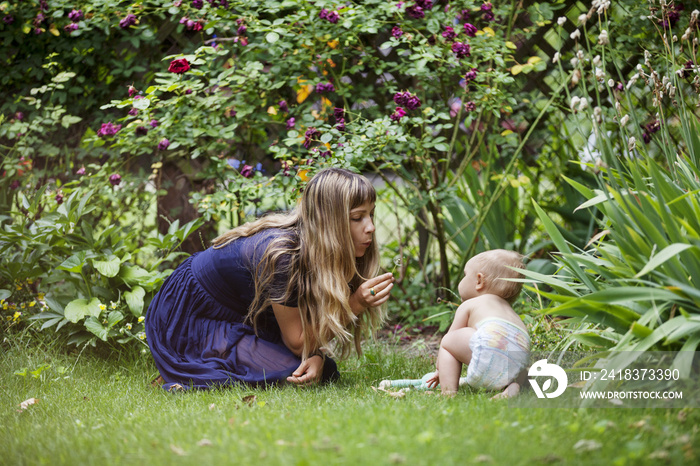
466,294,527,332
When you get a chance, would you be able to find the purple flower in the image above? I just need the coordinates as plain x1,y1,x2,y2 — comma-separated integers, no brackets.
334,107,345,120
185,89,193,95
97,122,122,138
390,107,407,121
406,95,421,110
315,82,335,93
109,174,122,186
279,100,289,113
406,5,424,19
68,9,83,22
128,108,138,116
157,138,170,150
237,24,247,35
303,128,319,149
135,126,149,136
286,117,296,129
481,2,493,11
442,26,457,41
335,119,346,132
228,158,241,170
55,193,64,204
416,0,434,9
9,180,20,190
392,25,404,38
680,60,694,79
464,101,476,112
119,14,137,29
192,0,203,9
451,41,471,59
128,85,137,97
3,14,13,25
15,112,24,121
149,119,159,128
483,11,494,22
319,9,340,24
464,23,478,37
240,164,254,178
76,166,86,176
642,132,652,144
644,120,660,134
34,13,46,26
460,9,470,22
464,68,478,82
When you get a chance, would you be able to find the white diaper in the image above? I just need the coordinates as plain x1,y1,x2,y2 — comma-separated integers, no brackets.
466,317,530,390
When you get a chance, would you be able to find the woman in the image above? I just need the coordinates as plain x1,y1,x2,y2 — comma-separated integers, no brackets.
145,167,394,390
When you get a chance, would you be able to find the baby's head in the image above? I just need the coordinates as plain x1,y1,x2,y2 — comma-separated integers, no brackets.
458,249,525,303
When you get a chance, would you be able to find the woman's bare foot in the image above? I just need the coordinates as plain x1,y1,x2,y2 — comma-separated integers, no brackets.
150,375,164,387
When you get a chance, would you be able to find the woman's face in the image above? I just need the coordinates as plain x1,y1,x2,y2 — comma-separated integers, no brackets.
349,202,376,257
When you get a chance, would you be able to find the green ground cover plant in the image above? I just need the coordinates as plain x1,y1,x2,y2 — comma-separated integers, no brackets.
1,333,698,466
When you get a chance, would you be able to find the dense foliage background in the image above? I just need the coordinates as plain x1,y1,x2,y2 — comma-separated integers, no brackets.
1,0,699,370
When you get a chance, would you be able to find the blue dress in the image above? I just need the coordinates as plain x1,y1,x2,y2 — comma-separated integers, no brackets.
145,228,336,390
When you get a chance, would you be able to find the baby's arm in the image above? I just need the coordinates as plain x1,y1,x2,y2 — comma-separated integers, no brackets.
447,301,471,332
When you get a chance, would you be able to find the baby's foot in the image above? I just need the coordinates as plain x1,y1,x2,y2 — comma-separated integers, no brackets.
379,380,391,390
491,382,520,400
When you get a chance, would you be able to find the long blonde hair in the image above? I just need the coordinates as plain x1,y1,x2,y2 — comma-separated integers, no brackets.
212,168,383,358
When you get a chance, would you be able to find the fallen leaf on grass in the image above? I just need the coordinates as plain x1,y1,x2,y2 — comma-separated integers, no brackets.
573,439,602,452
169,444,187,456
242,395,257,406
371,385,408,398
473,454,493,463
530,454,563,463
167,384,184,392
197,439,213,447
649,450,670,460
19,398,39,410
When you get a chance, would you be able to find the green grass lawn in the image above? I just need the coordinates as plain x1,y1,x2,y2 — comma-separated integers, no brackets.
1,335,698,466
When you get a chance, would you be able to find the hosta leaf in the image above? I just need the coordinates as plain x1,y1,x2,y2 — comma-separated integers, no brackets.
64,298,102,323
124,286,146,316
93,257,121,278
84,317,109,341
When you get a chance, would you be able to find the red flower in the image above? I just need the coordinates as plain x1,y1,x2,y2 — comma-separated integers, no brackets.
168,58,191,74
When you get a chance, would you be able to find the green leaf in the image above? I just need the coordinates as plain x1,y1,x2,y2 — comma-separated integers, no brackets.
133,97,150,110
124,286,146,316
107,311,124,328
61,115,82,128
119,265,152,285
0,289,11,301
64,298,102,323
58,252,87,273
84,317,109,341
635,244,696,278
266,32,280,43
93,257,121,278
320,133,333,144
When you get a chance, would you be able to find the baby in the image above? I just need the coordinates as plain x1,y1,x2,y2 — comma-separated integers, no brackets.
380,250,529,397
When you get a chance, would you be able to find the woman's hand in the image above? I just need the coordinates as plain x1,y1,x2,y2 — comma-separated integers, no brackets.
350,272,395,314
286,354,324,386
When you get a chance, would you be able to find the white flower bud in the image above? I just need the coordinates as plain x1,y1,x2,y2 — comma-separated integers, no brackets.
595,67,605,81
552,52,560,63
593,55,601,66
578,98,589,111
571,29,581,40
693,10,699,21
570,57,579,67
570,96,581,110
620,114,629,126
578,14,588,24
628,136,636,152
608,78,615,87
577,50,585,60
615,101,621,112
557,17,567,26
673,35,678,42
598,30,609,45
637,64,644,72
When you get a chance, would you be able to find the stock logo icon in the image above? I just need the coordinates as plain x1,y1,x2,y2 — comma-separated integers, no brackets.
528,359,568,399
